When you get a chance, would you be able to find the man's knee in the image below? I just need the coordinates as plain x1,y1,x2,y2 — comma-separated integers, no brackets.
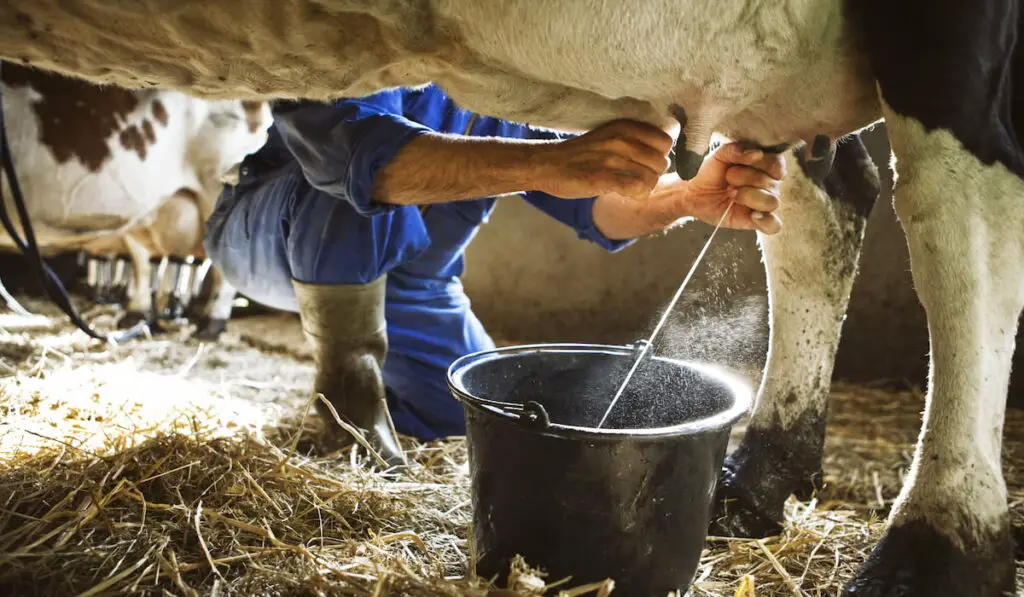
203,183,302,312
287,198,431,287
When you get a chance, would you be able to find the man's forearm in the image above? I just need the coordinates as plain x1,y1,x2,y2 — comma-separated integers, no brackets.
373,133,554,205
591,173,689,240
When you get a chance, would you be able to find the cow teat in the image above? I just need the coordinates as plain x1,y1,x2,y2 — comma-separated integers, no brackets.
668,103,710,181
797,134,837,186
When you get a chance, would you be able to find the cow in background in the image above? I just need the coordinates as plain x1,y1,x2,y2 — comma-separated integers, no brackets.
78,188,241,339
0,63,271,337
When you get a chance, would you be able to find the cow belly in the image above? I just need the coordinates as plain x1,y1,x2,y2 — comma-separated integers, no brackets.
433,0,881,140
1,160,191,239
0,0,878,143
435,0,831,104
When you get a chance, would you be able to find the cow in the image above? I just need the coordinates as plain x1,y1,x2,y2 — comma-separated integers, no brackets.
0,63,271,337
0,1,1020,595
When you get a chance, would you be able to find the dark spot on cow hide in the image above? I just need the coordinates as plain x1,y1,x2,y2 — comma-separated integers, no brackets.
119,125,147,161
141,120,156,144
850,0,1024,179
240,101,265,134
152,100,169,126
1,63,140,172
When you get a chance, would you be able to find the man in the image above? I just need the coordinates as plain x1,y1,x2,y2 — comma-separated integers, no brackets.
205,84,785,464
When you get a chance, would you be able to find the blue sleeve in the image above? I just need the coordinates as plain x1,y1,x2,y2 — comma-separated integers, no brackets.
521,191,635,252
270,92,433,216
508,124,633,251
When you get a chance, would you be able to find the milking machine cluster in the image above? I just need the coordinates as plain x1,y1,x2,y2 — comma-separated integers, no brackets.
76,251,215,323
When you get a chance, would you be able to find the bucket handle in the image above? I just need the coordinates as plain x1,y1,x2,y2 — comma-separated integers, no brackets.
472,398,551,429
453,340,652,430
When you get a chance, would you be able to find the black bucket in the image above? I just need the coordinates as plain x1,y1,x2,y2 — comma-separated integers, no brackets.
447,342,752,596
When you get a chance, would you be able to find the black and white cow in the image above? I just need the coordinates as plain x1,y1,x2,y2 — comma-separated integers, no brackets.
0,1,1020,594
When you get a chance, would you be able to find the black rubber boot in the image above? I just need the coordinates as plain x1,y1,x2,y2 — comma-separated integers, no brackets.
292,276,407,466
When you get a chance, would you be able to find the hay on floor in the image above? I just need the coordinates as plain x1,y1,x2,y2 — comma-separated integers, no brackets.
0,423,885,597
0,307,1022,596
0,423,477,596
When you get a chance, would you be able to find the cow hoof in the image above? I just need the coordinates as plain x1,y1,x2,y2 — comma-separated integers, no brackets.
117,312,163,334
192,317,227,341
708,472,783,538
707,432,824,538
842,519,1015,597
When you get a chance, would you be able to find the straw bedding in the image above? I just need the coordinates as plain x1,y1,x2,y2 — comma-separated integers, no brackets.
0,302,1021,596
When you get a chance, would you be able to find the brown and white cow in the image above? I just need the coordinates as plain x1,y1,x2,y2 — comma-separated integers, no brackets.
0,63,271,336
0,1,1021,595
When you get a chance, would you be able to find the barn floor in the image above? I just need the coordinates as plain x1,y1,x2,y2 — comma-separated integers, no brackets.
0,298,1022,596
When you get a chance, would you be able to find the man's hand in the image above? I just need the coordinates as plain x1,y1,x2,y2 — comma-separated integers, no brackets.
681,143,786,234
591,141,788,240
533,120,675,201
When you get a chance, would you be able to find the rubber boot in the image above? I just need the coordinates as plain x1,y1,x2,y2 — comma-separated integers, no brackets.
292,276,407,466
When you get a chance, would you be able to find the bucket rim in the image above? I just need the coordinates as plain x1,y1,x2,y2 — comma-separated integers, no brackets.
446,342,753,439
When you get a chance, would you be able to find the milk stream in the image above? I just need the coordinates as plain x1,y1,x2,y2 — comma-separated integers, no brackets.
595,202,735,429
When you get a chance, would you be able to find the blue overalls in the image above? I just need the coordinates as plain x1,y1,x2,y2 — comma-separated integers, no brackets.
205,84,633,441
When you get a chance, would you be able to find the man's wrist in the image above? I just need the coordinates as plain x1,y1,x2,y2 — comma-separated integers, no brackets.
517,141,560,195
590,175,691,240
647,175,693,230
578,196,636,251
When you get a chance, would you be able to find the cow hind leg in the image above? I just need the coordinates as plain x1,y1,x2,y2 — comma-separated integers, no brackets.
842,106,1022,597
118,234,162,332
842,0,1023,592
191,264,236,341
710,135,880,536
